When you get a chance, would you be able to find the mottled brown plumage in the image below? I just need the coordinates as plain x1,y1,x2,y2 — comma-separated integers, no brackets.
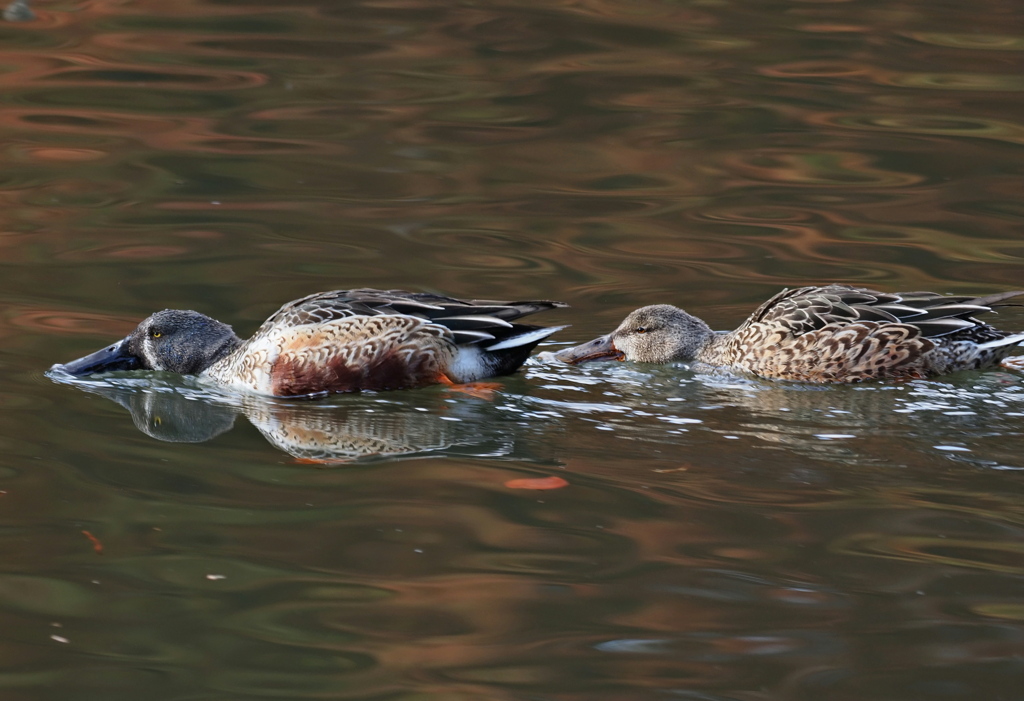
556,285,1024,382
55,288,568,397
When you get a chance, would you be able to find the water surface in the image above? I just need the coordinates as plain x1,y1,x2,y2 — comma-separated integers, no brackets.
2,0,1024,699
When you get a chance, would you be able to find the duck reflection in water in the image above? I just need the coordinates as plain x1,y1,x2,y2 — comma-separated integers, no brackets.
51,376,530,464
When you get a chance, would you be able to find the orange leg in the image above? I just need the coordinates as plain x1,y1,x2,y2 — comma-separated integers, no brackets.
292,457,353,466
436,373,502,400
1001,357,1024,371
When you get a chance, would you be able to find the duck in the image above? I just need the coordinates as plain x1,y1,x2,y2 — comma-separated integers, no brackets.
55,288,568,397
555,285,1024,382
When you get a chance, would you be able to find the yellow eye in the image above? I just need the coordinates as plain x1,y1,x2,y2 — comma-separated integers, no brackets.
151,331,162,338
153,416,162,425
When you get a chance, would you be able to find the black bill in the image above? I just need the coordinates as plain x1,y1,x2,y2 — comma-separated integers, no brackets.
553,333,625,364
58,336,141,377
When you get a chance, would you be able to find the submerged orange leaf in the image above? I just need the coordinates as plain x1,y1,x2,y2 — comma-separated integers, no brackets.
504,476,569,490
81,530,103,555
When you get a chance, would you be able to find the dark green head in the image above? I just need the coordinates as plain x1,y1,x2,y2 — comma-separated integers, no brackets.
57,309,242,377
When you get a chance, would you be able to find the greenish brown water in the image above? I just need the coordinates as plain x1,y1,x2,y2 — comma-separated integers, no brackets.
3,0,1024,699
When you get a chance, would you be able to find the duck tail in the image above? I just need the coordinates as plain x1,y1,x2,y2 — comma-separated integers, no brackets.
455,324,567,380
977,332,1024,351
970,290,1024,308
485,325,569,351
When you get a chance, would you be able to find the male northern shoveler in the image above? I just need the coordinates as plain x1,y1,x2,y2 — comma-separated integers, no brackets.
55,289,568,397
555,285,1024,382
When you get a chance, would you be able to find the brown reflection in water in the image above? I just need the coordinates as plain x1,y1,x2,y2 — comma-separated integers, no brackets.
19,146,106,161
6,308,136,337
0,108,336,155
0,0,1020,309
17,365,1024,700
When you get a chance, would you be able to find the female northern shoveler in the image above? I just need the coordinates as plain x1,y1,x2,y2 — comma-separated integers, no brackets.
56,289,568,397
555,285,1024,382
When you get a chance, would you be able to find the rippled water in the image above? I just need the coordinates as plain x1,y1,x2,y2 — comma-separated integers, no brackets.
3,0,1024,699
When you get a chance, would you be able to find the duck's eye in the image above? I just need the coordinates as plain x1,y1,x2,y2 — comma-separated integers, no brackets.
635,326,647,334
150,330,162,338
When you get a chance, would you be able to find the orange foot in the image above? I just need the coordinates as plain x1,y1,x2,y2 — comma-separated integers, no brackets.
292,457,353,466
1001,357,1024,371
436,374,502,400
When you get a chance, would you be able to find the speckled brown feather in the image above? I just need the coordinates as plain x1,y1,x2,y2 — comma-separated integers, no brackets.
699,285,1024,382
203,289,566,396
270,316,452,396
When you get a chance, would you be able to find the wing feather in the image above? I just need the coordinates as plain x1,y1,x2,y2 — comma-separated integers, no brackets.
741,285,1023,341
253,288,565,349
